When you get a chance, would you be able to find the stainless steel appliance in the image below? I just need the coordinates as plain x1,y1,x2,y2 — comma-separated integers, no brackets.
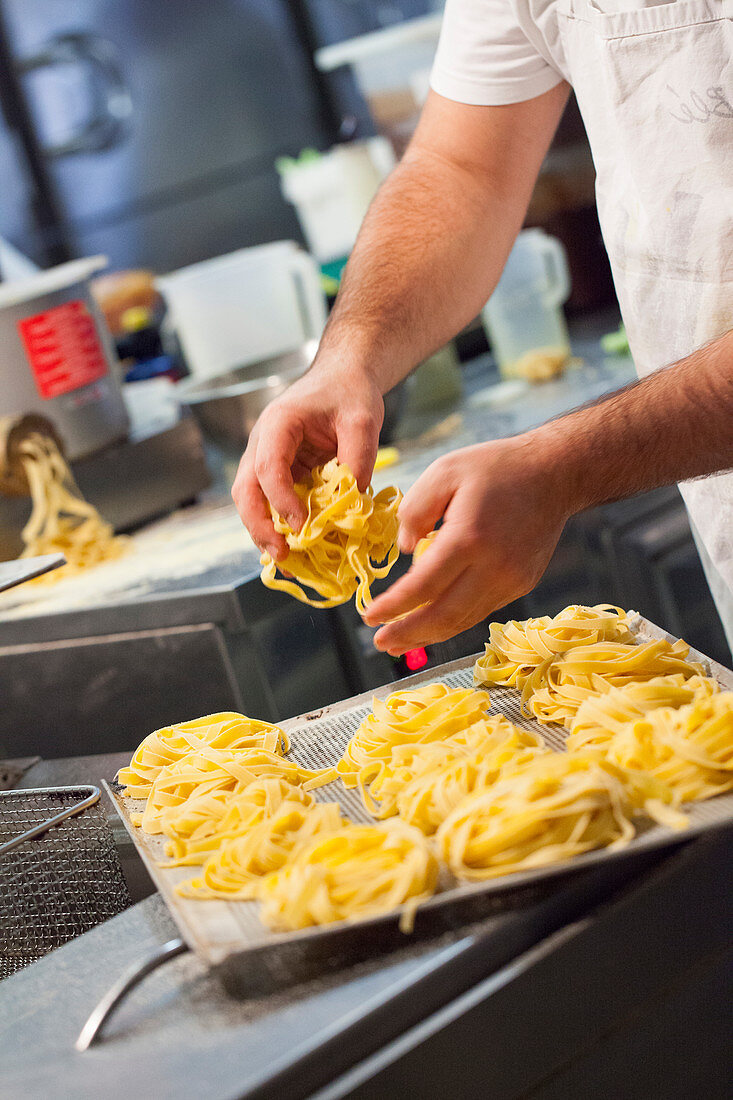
0,257,129,459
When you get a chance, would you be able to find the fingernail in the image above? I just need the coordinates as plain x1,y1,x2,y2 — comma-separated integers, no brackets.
265,543,281,560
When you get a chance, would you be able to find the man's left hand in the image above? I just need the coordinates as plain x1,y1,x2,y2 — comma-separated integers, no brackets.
363,436,570,654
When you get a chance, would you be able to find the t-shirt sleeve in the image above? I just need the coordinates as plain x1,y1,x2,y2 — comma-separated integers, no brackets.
430,0,564,106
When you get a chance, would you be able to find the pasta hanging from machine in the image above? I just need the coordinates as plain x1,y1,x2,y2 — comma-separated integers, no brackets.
17,432,128,583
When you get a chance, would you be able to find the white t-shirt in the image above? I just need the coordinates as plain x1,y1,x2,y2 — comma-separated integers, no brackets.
429,0,679,107
428,0,733,644
430,0,566,105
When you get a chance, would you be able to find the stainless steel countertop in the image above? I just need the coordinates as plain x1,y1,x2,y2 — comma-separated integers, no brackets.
1,824,728,1100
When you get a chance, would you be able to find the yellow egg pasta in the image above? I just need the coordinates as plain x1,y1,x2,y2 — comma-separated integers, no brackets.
474,604,635,690
567,674,718,751
599,693,733,802
337,682,492,788
260,458,402,614
258,822,439,932
389,733,548,835
436,752,686,881
162,776,313,867
118,712,290,799
522,638,706,728
362,718,545,831
17,432,128,584
134,746,323,835
178,801,344,899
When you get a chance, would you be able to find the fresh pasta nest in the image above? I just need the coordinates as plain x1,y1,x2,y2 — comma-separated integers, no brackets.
162,776,314,867
258,822,439,932
133,746,322,835
118,712,290,799
521,638,706,728
436,752,687,881
260,458,402,614
361,717,545,832
567,674,718,749
474,604,635,690
591,692,733,803
337,683,493,788
179,801,344,899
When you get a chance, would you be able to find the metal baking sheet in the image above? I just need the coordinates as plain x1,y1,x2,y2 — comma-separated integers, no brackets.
108,616,733,974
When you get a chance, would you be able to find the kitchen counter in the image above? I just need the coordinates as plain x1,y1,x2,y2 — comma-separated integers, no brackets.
1,809,729,1100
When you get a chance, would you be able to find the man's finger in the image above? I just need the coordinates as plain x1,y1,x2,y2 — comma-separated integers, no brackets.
397,464,455,553
373,568,485,654
337,406,382,492
254,414,307,531
232,454,288,559
363,531,466,626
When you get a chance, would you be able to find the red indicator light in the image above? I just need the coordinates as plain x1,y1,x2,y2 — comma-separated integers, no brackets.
405,647,428,671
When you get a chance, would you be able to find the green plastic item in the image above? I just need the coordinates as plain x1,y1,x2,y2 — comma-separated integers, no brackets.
601,323,630,356
275,148,323,175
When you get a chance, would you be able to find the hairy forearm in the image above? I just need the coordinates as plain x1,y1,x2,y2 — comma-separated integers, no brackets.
315,86,569,393
318,154,516,391
535,329,733,514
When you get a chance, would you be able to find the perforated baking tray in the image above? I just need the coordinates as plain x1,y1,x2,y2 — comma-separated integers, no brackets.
108,616,733,976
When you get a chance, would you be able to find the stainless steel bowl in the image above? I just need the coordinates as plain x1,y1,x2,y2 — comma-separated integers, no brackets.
177,343,317,454
178,339,406,455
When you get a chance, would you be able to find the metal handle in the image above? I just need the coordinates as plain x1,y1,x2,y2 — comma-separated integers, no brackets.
17,33,132,157
75,938,189,1051
0,784,100,857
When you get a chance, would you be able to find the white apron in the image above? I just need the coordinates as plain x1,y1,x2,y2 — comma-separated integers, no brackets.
551,0,733,642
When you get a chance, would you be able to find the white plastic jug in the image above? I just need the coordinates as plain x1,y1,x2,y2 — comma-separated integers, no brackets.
157,241,327,382
482,229,571,380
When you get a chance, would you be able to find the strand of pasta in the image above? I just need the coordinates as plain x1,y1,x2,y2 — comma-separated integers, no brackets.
474,604,635,690
119,712,291,799
596,693,733,802
161,776,314,867
436,752,687,882
178,801,345,899
521,638,706,728
18,433,127,583
260,458,402,613
337,683,493,788
258,821,439,933
567,674,718,750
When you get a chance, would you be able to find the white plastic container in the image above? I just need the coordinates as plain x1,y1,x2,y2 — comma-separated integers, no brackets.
315,15,443,151
482,230,571,380
278,139,395,263
156,242,327,382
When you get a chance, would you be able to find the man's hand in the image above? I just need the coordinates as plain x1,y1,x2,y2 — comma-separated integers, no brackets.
231,362,384,560
363,436,570,654
365,327,733,655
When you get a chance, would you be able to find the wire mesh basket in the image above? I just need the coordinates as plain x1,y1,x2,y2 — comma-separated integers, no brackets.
0,786,132,979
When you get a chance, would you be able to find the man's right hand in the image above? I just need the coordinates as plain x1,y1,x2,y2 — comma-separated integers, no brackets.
231,360,384,560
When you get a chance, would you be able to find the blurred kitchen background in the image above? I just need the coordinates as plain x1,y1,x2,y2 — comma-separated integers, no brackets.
0,0,729,760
